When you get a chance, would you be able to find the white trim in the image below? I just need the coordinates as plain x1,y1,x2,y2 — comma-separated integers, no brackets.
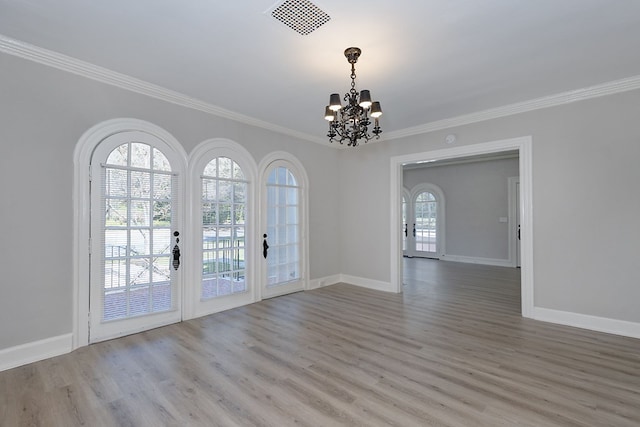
340,274,394,293
440,254,512,268
390,136,534,317
0,334,72,372
533,307,640,340
308,274,342,290
508,176,520,268
4,34,640,146
0,35,325,145
384,75,640,141
73,118,188,349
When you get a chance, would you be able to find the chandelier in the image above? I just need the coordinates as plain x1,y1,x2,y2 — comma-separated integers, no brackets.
324,47,382,146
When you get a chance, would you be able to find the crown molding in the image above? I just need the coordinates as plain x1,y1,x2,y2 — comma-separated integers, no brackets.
3,34,640,147
384,74,640,141
0,34,326,145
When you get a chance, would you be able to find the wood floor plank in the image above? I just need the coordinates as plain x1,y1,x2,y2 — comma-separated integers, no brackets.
2,258,639,426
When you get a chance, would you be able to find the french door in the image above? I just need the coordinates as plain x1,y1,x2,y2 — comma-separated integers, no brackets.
261,162,305,298
190,152,255,317
89,131,183,343
405,185,443,259
413,191,438,257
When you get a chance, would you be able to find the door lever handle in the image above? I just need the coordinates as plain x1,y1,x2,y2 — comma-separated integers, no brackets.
263,234,269,259
413,224,416,237
172,231,181,270
404,223,408,237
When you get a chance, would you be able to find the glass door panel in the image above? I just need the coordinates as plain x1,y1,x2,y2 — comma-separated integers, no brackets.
414,191,438,256
90,132,182,343
263,165,304,298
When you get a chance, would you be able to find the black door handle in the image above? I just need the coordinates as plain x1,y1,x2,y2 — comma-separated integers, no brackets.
518,225,521,241
413,224,416,237
172,231,181,270
404,223,408,237
263,234,269,259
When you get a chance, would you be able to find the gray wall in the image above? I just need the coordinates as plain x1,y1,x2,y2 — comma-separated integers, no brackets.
0,53,341,350
3,48,640,352
340,89,640,324
403,158,519,260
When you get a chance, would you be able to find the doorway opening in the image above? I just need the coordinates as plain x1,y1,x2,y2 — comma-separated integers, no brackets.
389,136,533,318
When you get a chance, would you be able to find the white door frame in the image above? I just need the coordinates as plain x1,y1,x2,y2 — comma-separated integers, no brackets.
390,136,534,318
508,176,521,268
73,119,188,349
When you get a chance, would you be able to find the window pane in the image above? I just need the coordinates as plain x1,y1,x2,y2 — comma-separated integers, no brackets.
131,171,151,198
106,144,128,166
202,202,217,226
153,201,171,226
152,148,171,171
106,199,127,226
129,286,150,316
131,201,151,226
153,228,171,255
153,174,171,199
233,182,246,203
152,257,171,284
267,169,277,184
131,143,150,169
234,204,246,225
218,157,232,179
218,181,232,202
105,230,127,257
233,161,245,180
130,258,151,286
286,170,297,186
202,178,217,200
106,169,127,197
204,159,217,178
218,203,232,224
131,229,151,255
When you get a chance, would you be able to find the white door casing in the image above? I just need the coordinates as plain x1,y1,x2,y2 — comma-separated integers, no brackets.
390,136,534,318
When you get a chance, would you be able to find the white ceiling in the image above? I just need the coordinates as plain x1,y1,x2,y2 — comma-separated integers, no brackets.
2,0,640,142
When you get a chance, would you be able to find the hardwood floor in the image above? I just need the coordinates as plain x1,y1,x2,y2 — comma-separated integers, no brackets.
2,258,639,426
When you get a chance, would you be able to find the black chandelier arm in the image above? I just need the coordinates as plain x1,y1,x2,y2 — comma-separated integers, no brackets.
327,103,380,146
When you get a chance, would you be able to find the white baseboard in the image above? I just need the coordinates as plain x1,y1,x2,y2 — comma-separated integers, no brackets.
308,274,342,290
0,333,73,372
441,254,513,267
340,274,394,293
533,307,640,339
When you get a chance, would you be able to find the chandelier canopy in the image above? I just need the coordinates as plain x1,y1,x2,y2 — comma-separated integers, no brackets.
324,47,382,147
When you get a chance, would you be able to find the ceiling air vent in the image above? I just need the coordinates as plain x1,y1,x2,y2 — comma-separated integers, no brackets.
269,0,331,35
